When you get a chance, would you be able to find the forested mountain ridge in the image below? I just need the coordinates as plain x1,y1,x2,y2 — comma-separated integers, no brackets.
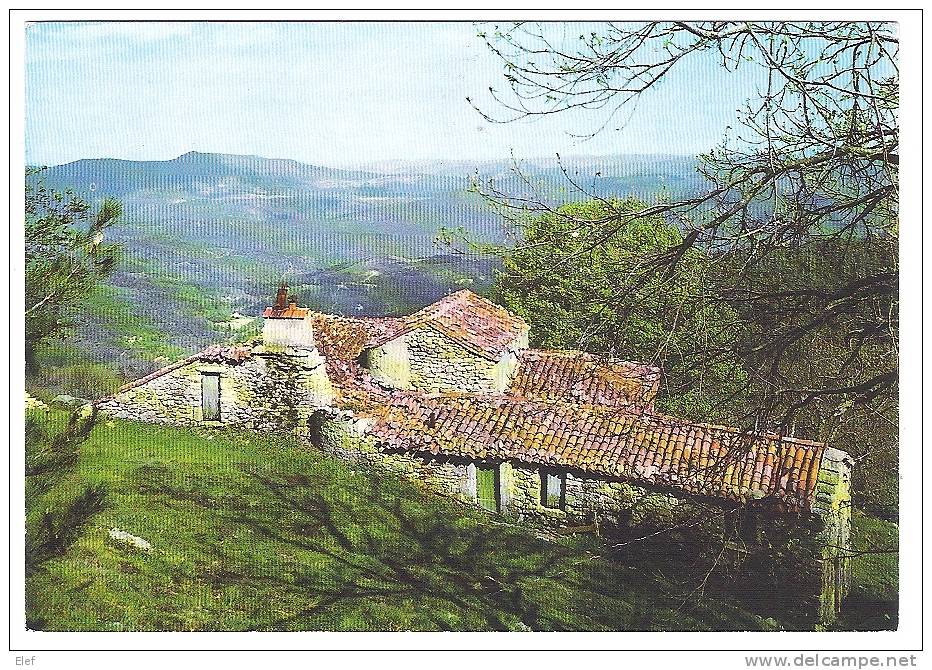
29,151,705,385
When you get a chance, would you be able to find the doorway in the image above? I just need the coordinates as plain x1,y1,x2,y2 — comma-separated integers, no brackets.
201,373,221,421
475,464,499,513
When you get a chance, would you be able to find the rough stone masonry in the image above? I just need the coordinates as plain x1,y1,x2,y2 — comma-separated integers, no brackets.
98,287,854,627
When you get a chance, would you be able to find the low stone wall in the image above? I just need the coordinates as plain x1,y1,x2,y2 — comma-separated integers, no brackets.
316,413,474,500
98,348,334,435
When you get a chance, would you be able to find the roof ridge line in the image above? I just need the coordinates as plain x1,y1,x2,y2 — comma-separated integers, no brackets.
423,321,500,361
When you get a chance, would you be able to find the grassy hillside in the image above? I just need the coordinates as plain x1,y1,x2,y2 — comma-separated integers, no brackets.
25,409,813,633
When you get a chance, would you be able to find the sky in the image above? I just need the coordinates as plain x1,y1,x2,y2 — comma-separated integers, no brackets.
26,21,764,168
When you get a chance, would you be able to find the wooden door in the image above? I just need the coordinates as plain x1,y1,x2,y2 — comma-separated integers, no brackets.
201,373,220,421
476,464,499,512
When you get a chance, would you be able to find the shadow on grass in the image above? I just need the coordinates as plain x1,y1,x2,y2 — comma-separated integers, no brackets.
134,453,768,632
831,591,898,631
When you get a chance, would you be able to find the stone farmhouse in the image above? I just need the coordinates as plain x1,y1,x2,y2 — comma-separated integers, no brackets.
99,285,853,626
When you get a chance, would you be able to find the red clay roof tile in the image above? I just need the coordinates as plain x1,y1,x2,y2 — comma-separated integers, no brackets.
308,312,401,405
511,349,661,407
366,290,528,361
263,303,310,319
360,393,825,512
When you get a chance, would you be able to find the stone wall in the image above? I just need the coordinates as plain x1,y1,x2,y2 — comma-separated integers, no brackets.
98,347,334,435
810,446,854,623
408,327,495,392
365,326,528,394
316,413,475,500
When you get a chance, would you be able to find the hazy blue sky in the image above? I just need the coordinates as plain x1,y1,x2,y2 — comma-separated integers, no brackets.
26,22,763,168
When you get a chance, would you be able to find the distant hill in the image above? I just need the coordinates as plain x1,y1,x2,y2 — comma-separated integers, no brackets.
33,150,384,195
29,151,706,380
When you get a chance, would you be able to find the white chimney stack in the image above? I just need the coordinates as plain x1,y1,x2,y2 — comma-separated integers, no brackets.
261,283,316,349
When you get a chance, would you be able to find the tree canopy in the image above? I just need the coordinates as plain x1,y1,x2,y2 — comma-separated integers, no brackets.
491,198,748,422
471,22,898,442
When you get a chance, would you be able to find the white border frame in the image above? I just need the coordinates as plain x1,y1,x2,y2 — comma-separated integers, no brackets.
6,6,923,657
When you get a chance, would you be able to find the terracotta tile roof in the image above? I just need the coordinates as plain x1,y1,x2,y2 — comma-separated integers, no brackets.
309,312,405,361
361,394,825,512
309,312,399,405
263,303,310,319
511,349,661,407
108,296,827,514
111,344,254,394
366,290,529,361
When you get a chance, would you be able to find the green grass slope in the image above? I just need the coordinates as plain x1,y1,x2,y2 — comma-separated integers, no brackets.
26,411,789,632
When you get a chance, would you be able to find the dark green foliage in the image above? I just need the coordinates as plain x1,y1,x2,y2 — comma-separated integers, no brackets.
26,405,97,477
25,407,108,581
725,237,896,421
833,512,898,630
492,198,748,422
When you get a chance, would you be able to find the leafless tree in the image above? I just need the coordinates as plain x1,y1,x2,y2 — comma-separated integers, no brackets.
469,22,898,449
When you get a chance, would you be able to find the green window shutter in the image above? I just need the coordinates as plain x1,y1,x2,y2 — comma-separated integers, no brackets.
541,469,565,509
201,373,221,421
476,464,499,512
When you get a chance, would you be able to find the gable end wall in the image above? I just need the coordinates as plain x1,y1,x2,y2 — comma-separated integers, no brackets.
98,351,334,434
367,326,527,393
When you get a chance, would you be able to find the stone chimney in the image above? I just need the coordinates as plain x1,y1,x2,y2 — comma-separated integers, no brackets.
274,282,288,311
260,283,336,426
261,283,316,349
